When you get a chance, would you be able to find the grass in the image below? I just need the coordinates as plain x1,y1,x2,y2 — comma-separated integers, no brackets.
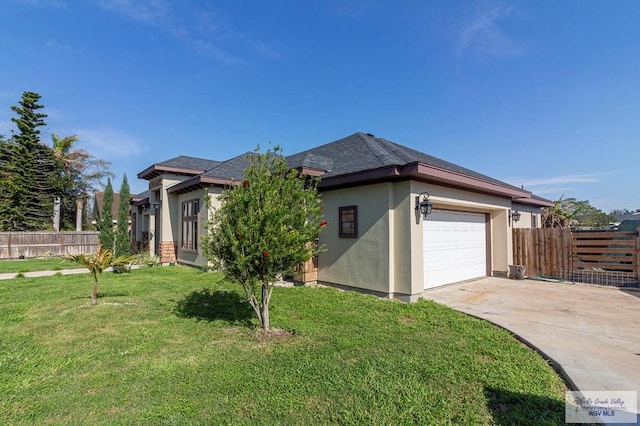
0,257,82,274
0,266,568,424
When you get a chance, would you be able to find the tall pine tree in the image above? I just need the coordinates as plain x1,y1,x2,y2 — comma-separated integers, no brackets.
115,175,131,257
0,91,53,231
98,178,115,251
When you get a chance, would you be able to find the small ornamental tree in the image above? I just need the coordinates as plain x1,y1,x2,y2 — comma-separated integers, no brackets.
203,146,326,333
67,245,134,305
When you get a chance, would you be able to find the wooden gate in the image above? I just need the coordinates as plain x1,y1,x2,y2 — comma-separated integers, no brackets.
512,228,639,283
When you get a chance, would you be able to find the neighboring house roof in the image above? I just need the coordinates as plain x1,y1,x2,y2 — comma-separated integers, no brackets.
92,191,120,221
140,132,548,204
617,220,640,232
615,212,640,223
137,155,221,180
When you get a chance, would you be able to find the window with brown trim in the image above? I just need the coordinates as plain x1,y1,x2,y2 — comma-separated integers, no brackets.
181,199,199,251
339,206,358,238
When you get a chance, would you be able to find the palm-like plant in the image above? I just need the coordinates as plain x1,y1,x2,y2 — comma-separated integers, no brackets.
67,245,134,305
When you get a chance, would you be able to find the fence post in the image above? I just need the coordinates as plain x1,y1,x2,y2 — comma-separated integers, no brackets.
636,227,640,280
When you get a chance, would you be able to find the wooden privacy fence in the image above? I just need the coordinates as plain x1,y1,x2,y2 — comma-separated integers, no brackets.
513,228,640,286
0,232,99,259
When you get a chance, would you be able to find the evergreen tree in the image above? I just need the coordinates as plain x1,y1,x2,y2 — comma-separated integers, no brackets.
0,91,53,231
0,135,18,231
98,178,115,251
115,175,131,257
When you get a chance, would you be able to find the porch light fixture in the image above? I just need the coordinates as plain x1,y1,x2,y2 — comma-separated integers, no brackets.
415,192,433,220
153,199,162,210
510,209,521,224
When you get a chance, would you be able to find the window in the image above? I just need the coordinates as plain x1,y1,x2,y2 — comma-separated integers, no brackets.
532,213,538,228
181,199,199,251
339,206,358,238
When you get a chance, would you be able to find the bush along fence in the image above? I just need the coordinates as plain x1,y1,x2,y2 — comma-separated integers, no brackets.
0,232,99,259
513,228,639,288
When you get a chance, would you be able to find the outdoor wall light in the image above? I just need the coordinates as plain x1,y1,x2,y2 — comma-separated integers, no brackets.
415,192,433,220
153,199,162,210
509,209,521,224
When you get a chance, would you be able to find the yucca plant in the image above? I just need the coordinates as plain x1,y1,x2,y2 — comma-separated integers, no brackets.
67,245,134,305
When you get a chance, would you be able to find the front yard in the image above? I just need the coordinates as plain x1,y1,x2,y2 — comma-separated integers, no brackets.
0,266,567,424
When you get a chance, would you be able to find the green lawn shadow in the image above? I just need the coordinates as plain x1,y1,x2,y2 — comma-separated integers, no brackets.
173,288,254,326
485,387,566,425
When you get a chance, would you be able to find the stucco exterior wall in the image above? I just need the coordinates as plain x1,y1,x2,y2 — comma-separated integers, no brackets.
512,203,543,229
318,183,392,294
174,189,207,267
147,173,189,260
318,180,517,299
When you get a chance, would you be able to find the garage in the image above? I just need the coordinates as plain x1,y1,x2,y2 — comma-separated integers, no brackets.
423,210,488,289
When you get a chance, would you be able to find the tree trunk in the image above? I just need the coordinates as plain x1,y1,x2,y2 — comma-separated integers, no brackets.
91,278,98,305
76,199,83,231
53,197,61,232
261,282,270,332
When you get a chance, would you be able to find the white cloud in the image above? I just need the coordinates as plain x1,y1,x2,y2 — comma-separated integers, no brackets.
72,127,147,158
97,0,276,63
517,174,601,187
457,1,524,60
98,0,170,25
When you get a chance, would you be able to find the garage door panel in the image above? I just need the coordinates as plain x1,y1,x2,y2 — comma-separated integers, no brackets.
423,210,487,289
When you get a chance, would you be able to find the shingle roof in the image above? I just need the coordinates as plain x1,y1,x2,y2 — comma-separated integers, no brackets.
286,132,521,190
201,152,259,181
157,155,220,171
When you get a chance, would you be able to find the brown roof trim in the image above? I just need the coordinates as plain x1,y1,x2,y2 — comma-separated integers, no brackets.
137,164,207,180
318,162,541,201
296,167,327,177
132,197,149,207
513,196,555,207
167,175,236,195
410,163,530,198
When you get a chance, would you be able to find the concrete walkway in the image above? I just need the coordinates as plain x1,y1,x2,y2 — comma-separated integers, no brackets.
423,277,639,424
0,268,90,280
0,265,142,280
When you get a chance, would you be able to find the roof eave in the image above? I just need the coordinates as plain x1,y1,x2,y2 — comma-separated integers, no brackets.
318,162,532,199
137,164,207,180
513,197,555,208
167,175,237,194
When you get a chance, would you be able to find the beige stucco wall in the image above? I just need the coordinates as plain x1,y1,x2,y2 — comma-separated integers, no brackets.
318,182,392,294
147,173,189,257
174,188,211,267
512,203,543,229
318,180,517,299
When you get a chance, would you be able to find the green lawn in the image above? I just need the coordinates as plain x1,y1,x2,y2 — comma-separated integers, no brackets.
0,257,83,274
0,266,568,425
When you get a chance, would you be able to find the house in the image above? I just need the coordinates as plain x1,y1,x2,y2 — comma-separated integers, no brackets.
133,132,553,300
91,191,121,225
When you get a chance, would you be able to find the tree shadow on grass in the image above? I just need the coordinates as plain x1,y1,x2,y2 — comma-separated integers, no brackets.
484,387,566,425
173,288,254,326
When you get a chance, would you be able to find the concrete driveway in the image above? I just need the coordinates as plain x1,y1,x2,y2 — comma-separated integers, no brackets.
423,277,640,422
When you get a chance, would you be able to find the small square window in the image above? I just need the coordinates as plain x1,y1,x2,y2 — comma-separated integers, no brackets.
339,206,358,238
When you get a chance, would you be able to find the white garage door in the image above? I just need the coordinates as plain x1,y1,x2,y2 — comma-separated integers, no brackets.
423,210,487,289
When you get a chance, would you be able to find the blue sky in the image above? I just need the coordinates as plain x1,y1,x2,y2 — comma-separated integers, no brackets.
1,0,638,212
